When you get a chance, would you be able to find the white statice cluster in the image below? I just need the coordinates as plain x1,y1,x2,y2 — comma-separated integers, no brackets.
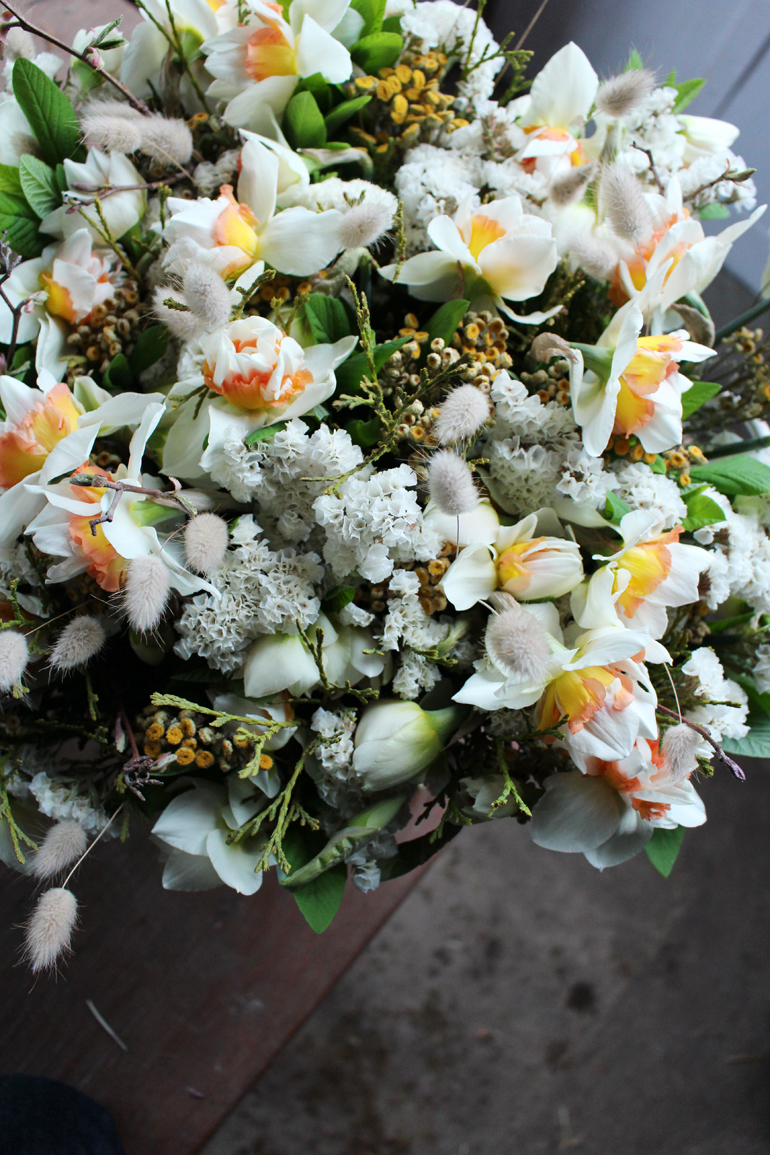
381,568,449,698
175,516,323,674
682,647,749,744
314,465,443,583
8,763,109,835
308,707,360,809
694,493,770,614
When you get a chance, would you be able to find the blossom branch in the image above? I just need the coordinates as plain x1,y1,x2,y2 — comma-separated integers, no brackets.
0,1,151,114
68,473,194,536
656,703,746,780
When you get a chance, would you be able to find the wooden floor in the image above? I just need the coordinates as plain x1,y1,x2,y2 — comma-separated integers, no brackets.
0,826,422,1153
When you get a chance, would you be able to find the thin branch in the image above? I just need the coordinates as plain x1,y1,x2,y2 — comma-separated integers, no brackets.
1,1,150,114
68,473,194,536
69,172,188,200
514,0,551,50
631,144,664,195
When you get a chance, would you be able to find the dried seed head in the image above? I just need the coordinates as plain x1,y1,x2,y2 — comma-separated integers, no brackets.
595,70,656,119
140,115,194,166
0,629,29,693
599,163,653,244
80,101,143,154
548,163,596,207
32,822,88,880
124,555,170,634
182,262,232,331
24,888,78,973
49,615,106,674
485,603,551,683
566,233,619,281
433,385,491,445
530,332,576,364
152,286,201,341
661,723,701,782
338,199,394,250
184,513,229,575
427,450,479,515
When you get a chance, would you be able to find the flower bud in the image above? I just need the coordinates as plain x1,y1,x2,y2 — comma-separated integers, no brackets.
353,700,463,790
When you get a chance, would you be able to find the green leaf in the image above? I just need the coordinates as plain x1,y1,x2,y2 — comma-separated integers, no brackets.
324,94,372,137
347,414,382,447
351,31,403,73
381,14,402,33
645,826,685,877
672,77,705,113
665,69,677,85
130,325,170,376
682,488,726,533
0,165,23,196
335,336,410,392
102,353,134,391
321,585,357,614
689,454,770,497
423,298,470,356
0,190,45,258
281,826,346,934
19,156,61,219
243,420,288,446
12,58,85,167
699,202,730,220
648,455,667,474
682,380,720,419
351,0,387,34
731,672,770,720
604,491,631,525
722,712,770,759
303,293,353,344
625,48,644,71
284,91,327,149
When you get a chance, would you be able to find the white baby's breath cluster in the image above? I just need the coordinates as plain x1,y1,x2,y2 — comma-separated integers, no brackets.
2,0,770,968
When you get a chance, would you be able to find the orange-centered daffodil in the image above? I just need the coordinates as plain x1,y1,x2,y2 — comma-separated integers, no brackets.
0,382,80,488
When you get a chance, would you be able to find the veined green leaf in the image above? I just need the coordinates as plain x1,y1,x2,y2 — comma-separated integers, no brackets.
280,826,346,934
0,190,45,258
0,165,23,196
351,31,403,73
423,298,470,356
699,203,730,220
12,58,85,167
604,491,631,525
243,420,288,446
321,586,357,614
645,826,685,877
335,336,409,392
284,90,327,149
351,0,387,34
347,414,382,447
324,94,372,137
722,712,770,759
682,488,726,532
689,454,770,497
673,76,705,113
303,294,353,344
19,156,61,219
682,380,720,419
130,325,170,376
626,48,644,71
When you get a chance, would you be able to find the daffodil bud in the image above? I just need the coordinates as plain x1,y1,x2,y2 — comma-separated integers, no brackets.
353,700,463,790
280,796,405,889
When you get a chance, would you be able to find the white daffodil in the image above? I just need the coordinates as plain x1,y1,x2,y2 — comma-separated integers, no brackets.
678,115,740,163
609,175,766,320
0,370,163,550
243,612,385,698
160,135,344,280
152,777,270,893
572,509,711,639
530,736,706,869
202,0,355,133
569,276,716,456
24,405,216,597
40,150,146,243
162,313,356,479
454,601,661,764
352,699,463,791
507,42,597,180
436,507,584,612
0,229,122,381
120,0,233,106
380,195,559,323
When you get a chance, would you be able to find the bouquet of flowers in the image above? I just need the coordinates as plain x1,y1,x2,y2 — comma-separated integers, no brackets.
1,0,768,975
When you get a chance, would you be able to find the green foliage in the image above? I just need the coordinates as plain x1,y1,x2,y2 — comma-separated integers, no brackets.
0,190,46,258
284,90,327,149
648,455,667,474
722,714,770,759
321,585,357,614
381,14,402,32
0,165,23,196
19,157,61,219
645,826,685,877
604,491,631,525
681,488,726,533
626,48,644,70
102,353,134,391
324,94,372,137
130,325,170,376
672,77,705,113
243,420,289,446
281,827,347,933
681,380,720,419
335,337,409,393
351,31,403,73
12,58,85,168
422,298,470,357
689,454,770,497
346,414,382,447
303,294,353,344
699,203,730,220
351,0,387,34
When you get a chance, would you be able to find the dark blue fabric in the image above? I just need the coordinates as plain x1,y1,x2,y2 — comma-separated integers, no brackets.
0,1075,124,1155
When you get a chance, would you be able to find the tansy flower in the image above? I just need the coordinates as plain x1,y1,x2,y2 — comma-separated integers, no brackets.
380,194,559,324
572,509,711,639
530,736,706,869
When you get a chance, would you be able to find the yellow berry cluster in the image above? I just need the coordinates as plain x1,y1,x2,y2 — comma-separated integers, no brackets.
521,364,571,406
136,705,274,774
348,53,468,150
450,310,513,391
662,444,707,487
413,557,451,615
